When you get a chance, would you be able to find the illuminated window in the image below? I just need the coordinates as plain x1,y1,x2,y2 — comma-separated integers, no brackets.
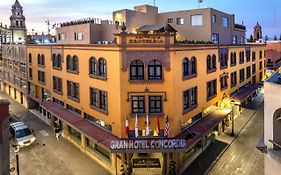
131,96,145,113
191,15,203,26
176,18,184,25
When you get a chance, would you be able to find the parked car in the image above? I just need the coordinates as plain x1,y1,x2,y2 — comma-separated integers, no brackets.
10,122,36,148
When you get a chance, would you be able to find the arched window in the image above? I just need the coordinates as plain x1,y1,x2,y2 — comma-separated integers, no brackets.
191,57,197,74
72,55,78,71
41,55,45,66
240,51,244,63
37,54,40,65
130,60,144,80
66,55,71,70
183,58,189,77
28,53,32,64
57,54,62,68
148,60,162,80
52,54,56,67
98,58,107,77
89,57,97,75
207,55,211,70
212,55,216,69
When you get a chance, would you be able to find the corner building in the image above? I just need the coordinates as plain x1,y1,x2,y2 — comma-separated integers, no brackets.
26,29,265,174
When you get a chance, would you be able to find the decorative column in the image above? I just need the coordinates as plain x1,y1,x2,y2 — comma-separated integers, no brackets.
111,153,117,175
0,99,10,175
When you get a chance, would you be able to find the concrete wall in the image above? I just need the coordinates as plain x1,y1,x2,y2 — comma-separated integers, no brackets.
264,81,281,149
0,100,10,175
113,5,245,44
157,9,212,41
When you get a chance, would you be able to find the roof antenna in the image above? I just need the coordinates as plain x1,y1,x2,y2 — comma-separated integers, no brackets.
153,0,156,6
198,0,203,8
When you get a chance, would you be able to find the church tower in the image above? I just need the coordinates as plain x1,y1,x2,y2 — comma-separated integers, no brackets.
253,22,262,41
9,0,26,43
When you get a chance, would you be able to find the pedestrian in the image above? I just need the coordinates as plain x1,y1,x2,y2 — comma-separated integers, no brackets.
54,120,61,141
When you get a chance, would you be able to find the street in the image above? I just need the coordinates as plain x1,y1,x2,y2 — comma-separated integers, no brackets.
208,102,264,174
0,92,110,175
182,93,264,175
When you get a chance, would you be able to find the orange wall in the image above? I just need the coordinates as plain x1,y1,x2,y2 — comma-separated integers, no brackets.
26,42,265,139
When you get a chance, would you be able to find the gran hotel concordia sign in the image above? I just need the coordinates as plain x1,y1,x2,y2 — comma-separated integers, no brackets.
127,35,165,45
110,139,187,152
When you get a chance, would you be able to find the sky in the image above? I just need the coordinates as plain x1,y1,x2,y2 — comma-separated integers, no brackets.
0,0,280,38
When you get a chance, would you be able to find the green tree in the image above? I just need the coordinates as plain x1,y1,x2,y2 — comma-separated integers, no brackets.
274,35,278,41
265,35,269,41
249,35,254,42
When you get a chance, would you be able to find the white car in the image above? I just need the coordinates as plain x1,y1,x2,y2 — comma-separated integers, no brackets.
10,122,36,148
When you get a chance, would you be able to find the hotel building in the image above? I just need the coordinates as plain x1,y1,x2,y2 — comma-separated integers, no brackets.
1,2,266,175
25,30,265,174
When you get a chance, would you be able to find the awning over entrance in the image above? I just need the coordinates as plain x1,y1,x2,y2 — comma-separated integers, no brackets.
175,109,231,150
42,101,118,151
231,84,261,103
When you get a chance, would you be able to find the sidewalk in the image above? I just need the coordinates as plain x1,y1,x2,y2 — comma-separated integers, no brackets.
182,91,264,175
216,92,264,144
0,92,110,175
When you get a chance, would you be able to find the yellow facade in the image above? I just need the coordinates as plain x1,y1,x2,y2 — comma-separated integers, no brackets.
27,35,266,140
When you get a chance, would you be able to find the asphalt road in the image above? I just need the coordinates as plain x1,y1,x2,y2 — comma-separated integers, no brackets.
208,104,264,175
0,92,110,175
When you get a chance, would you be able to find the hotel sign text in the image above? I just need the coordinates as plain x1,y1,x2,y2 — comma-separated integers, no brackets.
128,36,164,44
110,139,187,150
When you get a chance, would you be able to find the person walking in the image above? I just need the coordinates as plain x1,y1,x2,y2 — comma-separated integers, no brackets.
54,120,61,141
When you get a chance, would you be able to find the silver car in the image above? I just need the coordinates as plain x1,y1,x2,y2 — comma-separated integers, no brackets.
10,122,36,147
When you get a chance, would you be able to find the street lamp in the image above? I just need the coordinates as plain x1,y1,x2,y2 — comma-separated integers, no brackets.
230,100,240,137
12,144,20,175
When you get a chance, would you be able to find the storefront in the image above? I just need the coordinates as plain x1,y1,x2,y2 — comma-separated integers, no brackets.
40,100,232,175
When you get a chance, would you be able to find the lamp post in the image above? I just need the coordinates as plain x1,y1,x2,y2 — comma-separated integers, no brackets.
230,100,240,137
12,144,20,175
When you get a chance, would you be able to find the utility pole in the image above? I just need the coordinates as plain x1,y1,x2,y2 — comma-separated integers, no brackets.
198,0,203,8
45,19,50,35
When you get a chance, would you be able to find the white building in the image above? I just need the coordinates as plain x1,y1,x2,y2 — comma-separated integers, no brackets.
264,70,281,174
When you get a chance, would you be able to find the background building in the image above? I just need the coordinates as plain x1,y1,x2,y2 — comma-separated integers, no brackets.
113,4,246,44
56,18,116,44
9,0,27,44
265,41,281,69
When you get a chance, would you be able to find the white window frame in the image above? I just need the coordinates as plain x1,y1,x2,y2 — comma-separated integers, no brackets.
191,15,203,26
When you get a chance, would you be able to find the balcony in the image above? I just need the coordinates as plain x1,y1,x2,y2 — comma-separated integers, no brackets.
234,24,246,31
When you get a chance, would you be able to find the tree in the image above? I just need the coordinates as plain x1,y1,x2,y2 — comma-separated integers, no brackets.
274,35,278,41
279,34,281,40
265,35,269,41
249,35,254,42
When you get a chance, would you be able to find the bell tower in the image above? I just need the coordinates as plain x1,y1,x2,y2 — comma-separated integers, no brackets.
10,0,26,29
9,0,26,43
253,22,262,41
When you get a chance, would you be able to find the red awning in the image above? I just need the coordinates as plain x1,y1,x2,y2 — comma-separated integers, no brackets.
231,84,260,103
42,101,118,151
175,109,231,150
